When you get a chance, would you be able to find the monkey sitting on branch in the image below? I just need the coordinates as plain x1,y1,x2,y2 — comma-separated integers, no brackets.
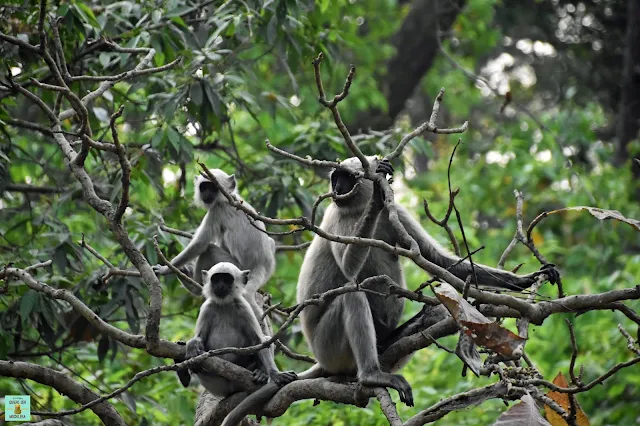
154,169,276,296
295,156,560,406
185,262,297,426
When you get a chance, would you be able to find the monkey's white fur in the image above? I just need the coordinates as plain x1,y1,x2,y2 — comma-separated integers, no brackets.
201,262,250,303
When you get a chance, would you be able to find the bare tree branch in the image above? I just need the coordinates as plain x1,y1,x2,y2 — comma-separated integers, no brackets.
0,361,125,426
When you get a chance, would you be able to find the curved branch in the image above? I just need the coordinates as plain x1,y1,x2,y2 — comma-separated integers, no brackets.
0,361,125,426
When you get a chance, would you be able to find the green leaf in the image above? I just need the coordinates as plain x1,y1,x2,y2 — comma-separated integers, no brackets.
151,127,165,148
266,14,278,45
72,2,101,29
19,290,38,320
165,6,192,18
190,84,203,106
167,127,181,151
320,0,331,13
58,4,69,17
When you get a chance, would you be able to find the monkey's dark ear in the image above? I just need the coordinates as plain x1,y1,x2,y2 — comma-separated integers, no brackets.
241,270,250,285
227,174,237,192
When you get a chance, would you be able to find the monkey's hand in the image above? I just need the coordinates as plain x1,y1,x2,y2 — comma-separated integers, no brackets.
531,263,561,285
372,159,394,207
153,264,171,275
269,370,298,386
185,337,206,374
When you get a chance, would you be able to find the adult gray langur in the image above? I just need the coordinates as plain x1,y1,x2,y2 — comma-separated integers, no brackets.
154,169,276,294
295,156,559,405
186,262,296,426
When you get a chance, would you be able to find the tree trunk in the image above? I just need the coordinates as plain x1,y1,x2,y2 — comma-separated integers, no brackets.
349,0,466,132
614,0,640,187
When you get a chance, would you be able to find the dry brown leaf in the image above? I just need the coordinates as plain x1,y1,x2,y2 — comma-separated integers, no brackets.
544,372,591,426
493,394,551,426
433,282,526,358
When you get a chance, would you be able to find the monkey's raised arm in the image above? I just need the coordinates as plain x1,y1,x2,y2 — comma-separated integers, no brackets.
334,200,384,280
397,206,547,290
169,212,218,268
333,161,394,280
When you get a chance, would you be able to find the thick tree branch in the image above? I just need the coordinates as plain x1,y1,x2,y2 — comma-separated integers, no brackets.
0,360,125,426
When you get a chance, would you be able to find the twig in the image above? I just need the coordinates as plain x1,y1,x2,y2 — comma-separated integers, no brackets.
265,141,363,177
566,319,582,385
110,105,130,223
79,234,115,269
261,302,283,321
152,236,202,296
498,190,526,269
520,355,640,394
311,182,361,226
403,382,514,426
618,324,640,356
275,340,316,364
423,188,461,256
275,242,311,252
414,246,485,293
386,88,468,162
312,52,370,172
446,140,478,299
311,191,335,227
159,224,194,239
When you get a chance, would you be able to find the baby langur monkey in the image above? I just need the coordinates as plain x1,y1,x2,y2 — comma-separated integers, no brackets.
187,263,297,426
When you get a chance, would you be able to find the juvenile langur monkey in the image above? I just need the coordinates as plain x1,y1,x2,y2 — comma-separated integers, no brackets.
186,263,296,426
296,157,559,406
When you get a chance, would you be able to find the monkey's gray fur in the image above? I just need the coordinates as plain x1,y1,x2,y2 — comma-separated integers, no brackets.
155,169,276,295
296,156,559,406
186,263,296,426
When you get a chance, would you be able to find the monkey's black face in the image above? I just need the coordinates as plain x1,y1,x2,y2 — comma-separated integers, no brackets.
331,171,358,205
209,272,235,298
199,181,219,204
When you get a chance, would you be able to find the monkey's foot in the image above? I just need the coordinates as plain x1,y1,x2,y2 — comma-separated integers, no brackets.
358,371,414,407
176,366,192,387
270,371,298,386
252,369,269,385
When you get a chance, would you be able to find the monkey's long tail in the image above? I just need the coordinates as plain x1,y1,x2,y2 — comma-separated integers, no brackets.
220,382,280,426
